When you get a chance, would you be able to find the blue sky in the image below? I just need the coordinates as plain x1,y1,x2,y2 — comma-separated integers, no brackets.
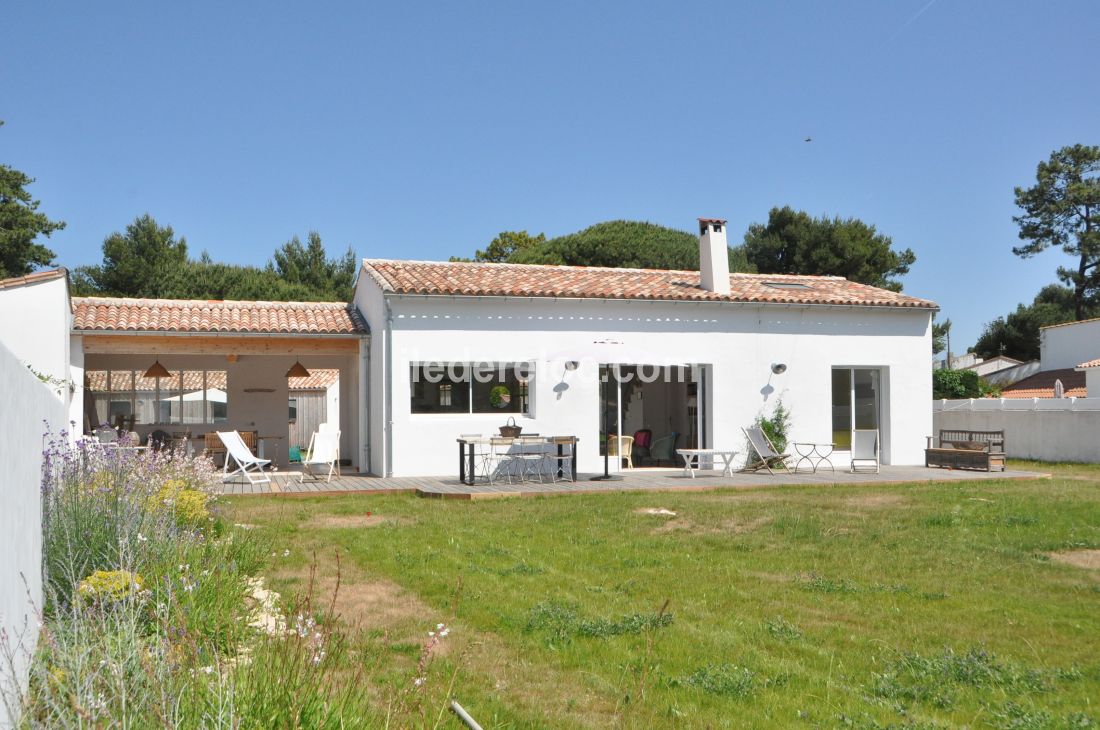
3,1,1097,349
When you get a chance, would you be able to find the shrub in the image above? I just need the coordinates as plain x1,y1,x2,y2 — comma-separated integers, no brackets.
753,399,792,453
76,570,146,602
932,368,981,399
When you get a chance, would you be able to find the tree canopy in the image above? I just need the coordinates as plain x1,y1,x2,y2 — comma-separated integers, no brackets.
0,123,65,278
72,215,357,302
1012,144,1100,320
741,207,916,291
455,220,752,272
971,284,1096,361
450,230,546,263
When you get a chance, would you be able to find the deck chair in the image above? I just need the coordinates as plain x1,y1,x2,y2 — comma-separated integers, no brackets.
300,430,340,483
217,430,271,485
742,426,792,474
850,429,880,473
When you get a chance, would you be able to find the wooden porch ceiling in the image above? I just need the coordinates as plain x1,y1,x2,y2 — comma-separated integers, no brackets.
81,334,360,356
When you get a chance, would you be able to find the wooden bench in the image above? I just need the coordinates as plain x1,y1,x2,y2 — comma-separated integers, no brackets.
925,429,1005,472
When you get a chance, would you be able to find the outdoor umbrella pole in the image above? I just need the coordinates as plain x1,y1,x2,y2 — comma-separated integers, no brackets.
591,366,621,481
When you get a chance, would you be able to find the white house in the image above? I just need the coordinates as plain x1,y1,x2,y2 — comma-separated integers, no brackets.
354,219,937,477
0,218,938,479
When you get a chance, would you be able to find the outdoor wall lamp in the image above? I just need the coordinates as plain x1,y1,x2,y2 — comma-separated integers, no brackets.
771,363,787,375
564,361,579,371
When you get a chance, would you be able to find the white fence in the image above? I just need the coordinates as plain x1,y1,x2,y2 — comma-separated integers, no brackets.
933,398,1100,463
0,343,66,727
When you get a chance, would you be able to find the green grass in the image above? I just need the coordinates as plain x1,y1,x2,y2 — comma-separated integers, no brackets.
226,463,1100,728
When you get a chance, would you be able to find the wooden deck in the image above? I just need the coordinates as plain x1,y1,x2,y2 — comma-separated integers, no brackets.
216,465,1048,499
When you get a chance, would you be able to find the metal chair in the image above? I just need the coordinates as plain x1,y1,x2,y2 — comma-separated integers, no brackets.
548,436,577,482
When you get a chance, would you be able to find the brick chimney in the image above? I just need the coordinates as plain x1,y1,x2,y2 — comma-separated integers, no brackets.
698,217,730,295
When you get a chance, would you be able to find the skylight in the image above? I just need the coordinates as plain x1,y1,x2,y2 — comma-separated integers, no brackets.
763,282,812,290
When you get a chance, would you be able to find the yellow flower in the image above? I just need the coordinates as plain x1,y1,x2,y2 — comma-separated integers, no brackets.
77,570,145,601
147,479,211,526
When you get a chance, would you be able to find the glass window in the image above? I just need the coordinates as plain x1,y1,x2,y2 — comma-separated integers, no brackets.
831,368,880,450
410,363,531,415
205,371,228,423
471,364,528,414
180,371,206,424
84,368,230,427
134,372,159,425
410,364,469,414
289,398,298,421
157,371,184,425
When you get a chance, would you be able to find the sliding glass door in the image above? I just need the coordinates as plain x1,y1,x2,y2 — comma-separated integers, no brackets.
831,368,880,450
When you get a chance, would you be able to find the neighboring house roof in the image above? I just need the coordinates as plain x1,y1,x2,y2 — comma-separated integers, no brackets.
1040,316,1100,331
961,355,1023,370
1077,358,1100,370
84,368,339,391
0,268,68,290
72,297,368,335
360,259,937,309
1000,368,1087,399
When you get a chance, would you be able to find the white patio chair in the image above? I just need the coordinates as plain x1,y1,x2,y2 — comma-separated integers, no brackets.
318,422,341,465
300,430,341,483
850,429,880,473
217,430,272,485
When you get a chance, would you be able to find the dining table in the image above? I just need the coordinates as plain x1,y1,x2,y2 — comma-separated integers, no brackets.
456,435,579,485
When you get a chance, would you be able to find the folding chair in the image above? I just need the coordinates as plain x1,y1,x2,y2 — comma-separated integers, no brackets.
850,429,880,473
217,430,272,485
741,426,792,474
300,430,341,483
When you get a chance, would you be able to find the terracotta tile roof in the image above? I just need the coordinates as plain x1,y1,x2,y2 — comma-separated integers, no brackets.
1000,368,1087,399
0,268,67,290
1077,358,1100,370
360,259,937,309
72,297,368,334
85,368,337,391
289,368,340,390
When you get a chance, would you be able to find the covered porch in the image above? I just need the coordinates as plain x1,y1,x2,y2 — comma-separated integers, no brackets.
72,297,369,472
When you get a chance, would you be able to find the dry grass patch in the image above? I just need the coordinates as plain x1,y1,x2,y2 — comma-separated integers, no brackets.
304,514,409,530
651,514,772,535
842,493,909,510
1047,549,1100,570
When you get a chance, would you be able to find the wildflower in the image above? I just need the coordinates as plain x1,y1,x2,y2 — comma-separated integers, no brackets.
414,677,425,687
282,549,290,557
136,533,148,543
77,570,146,602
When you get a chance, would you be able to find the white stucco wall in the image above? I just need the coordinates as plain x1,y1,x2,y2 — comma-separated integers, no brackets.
1086,369,1100,398
0,342,67,727
353,276,389,476
83,352,359,469
1041,319,1100,371
359,285,933,477
0,276,76,431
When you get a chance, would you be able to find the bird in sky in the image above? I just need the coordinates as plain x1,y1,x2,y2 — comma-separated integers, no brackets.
804,137,813,142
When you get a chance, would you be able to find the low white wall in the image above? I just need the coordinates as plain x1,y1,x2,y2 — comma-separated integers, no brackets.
933,398,1100,462
0,342,67,727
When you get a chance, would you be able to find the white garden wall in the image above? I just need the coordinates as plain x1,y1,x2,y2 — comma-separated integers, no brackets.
0,342,67,727
933,398,1100,462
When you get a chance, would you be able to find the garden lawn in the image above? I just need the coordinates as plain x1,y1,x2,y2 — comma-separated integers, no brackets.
226,462,1100,729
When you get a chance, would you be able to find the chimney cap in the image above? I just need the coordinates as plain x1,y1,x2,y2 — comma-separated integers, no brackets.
698,217,727,225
